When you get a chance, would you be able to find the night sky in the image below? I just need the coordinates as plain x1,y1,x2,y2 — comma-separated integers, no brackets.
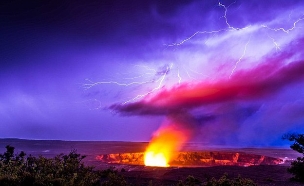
1,0,304,146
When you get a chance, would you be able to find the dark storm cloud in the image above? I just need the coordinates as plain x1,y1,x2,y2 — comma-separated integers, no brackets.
0,0,195,40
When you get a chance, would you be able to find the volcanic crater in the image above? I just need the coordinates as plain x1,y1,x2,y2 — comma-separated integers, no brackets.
96,151,283,167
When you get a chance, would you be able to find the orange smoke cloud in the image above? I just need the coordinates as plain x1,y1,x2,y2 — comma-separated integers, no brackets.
144,113,195,167
144,125,188,166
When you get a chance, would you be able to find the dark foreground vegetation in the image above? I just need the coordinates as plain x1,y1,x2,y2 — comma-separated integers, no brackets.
0,145,101,185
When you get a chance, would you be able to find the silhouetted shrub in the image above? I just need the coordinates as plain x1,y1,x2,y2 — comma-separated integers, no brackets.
101,172,128,186
177,175,202,186
203,174,257,186
177,173,257,186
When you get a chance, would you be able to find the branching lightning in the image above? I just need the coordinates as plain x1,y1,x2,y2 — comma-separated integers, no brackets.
218,1,239,30
165,0,304,79
82,63,174,105
261,17,304,33
267,34,281,52
122,63,173,104
165,1,249,48
82,78,153,90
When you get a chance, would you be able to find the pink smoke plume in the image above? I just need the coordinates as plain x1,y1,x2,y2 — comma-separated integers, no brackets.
111,58,304,116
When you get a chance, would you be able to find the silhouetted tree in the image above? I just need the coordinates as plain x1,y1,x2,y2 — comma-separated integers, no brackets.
283,133,304,182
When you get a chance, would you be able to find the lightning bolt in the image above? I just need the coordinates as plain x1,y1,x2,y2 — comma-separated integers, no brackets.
165,30,225,47
177,68,181,84
229,38,251,78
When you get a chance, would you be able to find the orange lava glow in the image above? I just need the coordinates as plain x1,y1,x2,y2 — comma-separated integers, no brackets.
144,125,188,167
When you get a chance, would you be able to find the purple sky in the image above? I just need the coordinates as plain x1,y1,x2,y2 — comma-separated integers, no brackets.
1,0,304,146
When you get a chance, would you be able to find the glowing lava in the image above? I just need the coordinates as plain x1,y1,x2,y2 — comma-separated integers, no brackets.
144,151,168,167
144,125,188,167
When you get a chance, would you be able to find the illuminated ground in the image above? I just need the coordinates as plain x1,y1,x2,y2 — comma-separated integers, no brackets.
118,165,302,186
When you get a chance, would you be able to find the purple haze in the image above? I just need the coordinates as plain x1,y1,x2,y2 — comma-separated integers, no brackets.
1,0,304,146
